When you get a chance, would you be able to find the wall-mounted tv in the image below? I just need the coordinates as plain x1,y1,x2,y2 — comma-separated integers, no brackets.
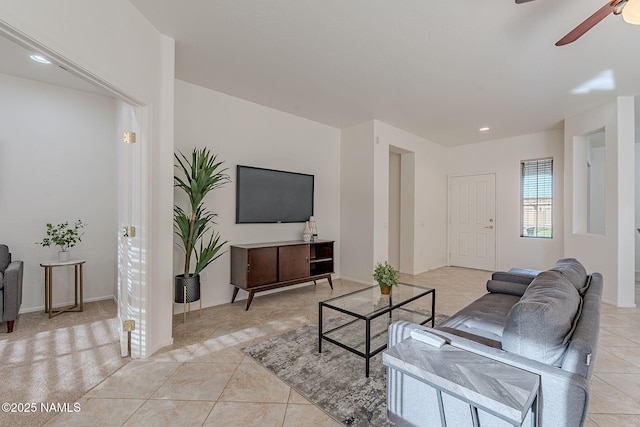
236,165,314,224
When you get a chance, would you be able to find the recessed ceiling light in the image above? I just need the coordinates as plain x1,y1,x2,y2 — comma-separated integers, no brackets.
30,54,51,64
478,127,490,132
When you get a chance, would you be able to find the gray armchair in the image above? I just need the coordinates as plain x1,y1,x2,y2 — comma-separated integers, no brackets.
0,244,23,333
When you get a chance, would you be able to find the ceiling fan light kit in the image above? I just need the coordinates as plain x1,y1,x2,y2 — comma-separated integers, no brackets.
622,0,640,24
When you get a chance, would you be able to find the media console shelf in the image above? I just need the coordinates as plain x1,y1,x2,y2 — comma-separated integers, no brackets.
230,240,334,310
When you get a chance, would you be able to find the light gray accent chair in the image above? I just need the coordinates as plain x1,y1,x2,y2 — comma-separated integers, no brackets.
0,244,23,333
386,258,602,427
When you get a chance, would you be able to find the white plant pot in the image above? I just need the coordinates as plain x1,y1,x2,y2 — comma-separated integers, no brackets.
58,251,70,262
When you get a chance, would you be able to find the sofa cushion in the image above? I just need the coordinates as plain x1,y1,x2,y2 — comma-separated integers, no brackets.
550,258,588,293
0,271,3,289
437,293,521,342
501,271,581,366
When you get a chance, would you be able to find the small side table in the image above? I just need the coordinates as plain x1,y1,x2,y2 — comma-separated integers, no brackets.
40,259,86,318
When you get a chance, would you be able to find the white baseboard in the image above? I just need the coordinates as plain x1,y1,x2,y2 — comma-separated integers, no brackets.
601,298,637,308
338,276,373,286
413,264,449,275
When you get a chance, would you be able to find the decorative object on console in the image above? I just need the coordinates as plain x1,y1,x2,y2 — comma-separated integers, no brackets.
302,221,312,242
173,148,230,322
309,216,318,241
36,219,85,262
373,261,399,295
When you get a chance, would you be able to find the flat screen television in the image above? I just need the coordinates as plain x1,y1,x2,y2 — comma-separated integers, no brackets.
236,165,314,223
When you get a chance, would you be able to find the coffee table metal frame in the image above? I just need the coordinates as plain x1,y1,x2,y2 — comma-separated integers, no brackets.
319,283,435,377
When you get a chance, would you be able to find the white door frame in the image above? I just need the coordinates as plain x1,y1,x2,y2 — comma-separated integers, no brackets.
0,25,151,358
117,104,151,358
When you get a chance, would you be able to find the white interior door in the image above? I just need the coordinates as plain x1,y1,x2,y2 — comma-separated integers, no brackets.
449,174,496,271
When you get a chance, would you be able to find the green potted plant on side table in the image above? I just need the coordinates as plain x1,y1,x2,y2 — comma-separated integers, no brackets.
373,261,399,295
36,220,85,262
173,148,230,320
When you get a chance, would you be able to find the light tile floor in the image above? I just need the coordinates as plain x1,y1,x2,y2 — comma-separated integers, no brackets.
45,267,640,426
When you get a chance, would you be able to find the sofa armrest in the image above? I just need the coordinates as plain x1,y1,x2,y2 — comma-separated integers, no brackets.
411,324,590,427
486,279,529,297
388,321,434,347
486,270,539,297
3,261,23,321
391,322,585,380
562,273,603,378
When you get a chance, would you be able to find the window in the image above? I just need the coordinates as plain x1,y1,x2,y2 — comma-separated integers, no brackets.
521,158,553,238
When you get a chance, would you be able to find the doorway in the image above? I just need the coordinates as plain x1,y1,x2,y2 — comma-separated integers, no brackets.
0,27,149,357
389,146,415,273
449,173,496,271
389,151,401,269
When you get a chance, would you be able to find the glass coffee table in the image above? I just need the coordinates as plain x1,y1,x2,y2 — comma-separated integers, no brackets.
319,283,435,377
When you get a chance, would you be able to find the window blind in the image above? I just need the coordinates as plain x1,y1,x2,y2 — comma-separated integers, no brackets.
521,158,553,238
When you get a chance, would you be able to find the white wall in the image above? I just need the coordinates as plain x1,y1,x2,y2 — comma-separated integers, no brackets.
564,97,635,307
587,143,606,235
636,141,640,274
0,73,117,311
0,0,176,356
388,151,401,269
447,130,565,271
174,79,341,308
636,97,640,276
375,121,448,274
340,121,375,284
340,120,447,284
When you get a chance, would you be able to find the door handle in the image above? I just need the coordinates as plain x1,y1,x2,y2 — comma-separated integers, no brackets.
484,225,494,229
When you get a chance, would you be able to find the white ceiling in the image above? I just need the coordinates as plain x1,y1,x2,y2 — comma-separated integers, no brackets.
130,0,640,146
2,2,638,147
0,36,110,96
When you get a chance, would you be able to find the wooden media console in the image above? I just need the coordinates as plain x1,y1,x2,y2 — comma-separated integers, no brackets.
230,240,334,310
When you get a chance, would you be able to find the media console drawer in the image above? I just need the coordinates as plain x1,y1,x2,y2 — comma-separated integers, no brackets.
230,240,334,310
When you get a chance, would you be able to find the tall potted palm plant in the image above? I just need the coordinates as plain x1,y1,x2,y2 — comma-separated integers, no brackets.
174,147,230,307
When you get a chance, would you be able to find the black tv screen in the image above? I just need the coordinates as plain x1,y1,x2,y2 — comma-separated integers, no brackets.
236,165,314,223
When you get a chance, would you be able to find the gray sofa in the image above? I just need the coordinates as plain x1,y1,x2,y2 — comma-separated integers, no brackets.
0,244,23,333
386,258,602,427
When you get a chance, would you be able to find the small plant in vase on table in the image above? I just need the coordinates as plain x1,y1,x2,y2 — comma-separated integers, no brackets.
37,220,85,262
373,261,399,295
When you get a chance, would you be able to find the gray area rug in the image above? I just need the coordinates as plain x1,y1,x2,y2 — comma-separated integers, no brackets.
242,313,450,427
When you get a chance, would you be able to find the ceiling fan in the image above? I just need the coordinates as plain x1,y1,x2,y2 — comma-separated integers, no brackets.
516,0,640,46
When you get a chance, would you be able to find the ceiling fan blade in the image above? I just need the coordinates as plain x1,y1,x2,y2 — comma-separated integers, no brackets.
555,1,617,46
515,0,536,3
